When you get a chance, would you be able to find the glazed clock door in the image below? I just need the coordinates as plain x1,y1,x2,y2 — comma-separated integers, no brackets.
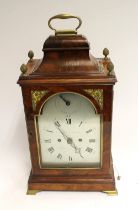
36,92,102,168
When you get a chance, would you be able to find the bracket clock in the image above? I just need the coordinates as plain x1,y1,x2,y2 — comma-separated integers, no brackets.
18,14,117,195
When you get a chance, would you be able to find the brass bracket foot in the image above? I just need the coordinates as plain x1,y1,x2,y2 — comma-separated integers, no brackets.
27,189,118,195
27,190,41,195
103,190,118,195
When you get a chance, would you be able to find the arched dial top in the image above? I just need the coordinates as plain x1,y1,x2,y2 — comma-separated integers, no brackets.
31,89,103,114
36,92,102,168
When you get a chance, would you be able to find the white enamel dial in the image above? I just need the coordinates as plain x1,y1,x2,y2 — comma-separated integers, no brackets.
37,92,102,168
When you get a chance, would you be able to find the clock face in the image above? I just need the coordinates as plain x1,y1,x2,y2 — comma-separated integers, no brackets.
37,92,102,168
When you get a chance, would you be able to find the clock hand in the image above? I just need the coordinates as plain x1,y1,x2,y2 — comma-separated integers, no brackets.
54,121,68,139
69,141,84,158
59,94,70,106
54,122,84,158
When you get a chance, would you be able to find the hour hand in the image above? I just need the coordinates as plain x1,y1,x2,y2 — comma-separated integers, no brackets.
67,138,84,158
54,121,84,158
71,142,84,158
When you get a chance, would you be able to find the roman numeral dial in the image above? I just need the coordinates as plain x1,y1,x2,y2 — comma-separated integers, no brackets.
38,92,101,168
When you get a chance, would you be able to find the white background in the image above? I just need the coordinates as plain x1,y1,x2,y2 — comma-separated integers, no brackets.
0,0,138,209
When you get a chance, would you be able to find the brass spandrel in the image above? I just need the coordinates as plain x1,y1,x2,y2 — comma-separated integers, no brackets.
31,90,49,110
83,89,103,110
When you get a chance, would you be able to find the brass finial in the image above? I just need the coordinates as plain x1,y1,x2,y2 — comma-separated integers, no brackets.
28,50,34,60
103,48,109,58
117,176,121,180
107,62,114,75
20,64,28,75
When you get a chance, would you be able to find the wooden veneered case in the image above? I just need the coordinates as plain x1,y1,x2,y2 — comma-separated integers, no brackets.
17,14,117,195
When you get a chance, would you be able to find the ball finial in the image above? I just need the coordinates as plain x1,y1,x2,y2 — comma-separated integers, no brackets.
103,48,109,58
107,62,114,75
28,50,34,60
20,64,28,75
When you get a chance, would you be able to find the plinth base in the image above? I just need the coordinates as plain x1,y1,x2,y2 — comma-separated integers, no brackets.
27,165,117,195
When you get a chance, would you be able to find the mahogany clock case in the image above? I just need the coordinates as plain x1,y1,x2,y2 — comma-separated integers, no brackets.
18,33,117,193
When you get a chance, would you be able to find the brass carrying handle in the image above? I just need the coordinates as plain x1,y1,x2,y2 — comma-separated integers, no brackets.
48,14,82,35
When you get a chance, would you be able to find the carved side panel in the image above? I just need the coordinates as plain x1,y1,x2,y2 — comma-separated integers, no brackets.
83,89,103,110
31,90,49,110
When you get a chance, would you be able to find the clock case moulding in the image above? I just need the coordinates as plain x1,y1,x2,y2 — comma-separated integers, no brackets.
18,27,117,195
